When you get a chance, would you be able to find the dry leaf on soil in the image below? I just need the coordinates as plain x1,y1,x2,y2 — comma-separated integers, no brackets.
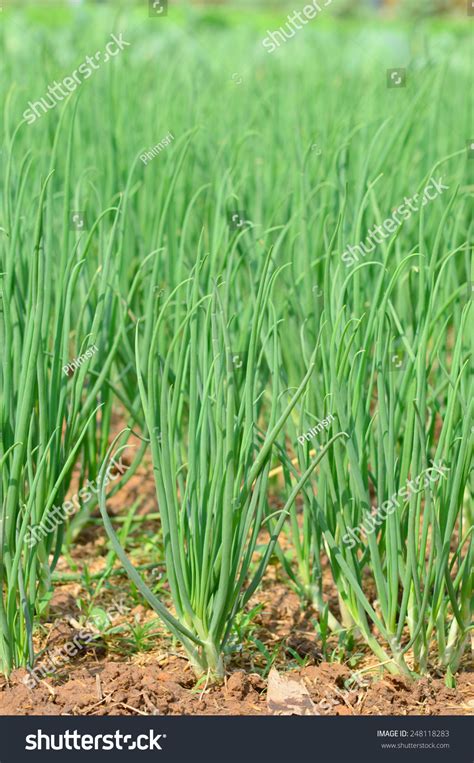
267,667,317,716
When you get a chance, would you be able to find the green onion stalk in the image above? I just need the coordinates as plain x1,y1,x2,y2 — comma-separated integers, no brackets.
99,255,345,679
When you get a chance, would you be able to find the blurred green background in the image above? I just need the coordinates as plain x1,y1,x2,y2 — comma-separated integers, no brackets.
0,0,470,19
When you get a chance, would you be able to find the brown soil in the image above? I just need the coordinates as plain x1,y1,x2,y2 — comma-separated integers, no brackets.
1,571,472,717
2,443,472,717
1,655,472,717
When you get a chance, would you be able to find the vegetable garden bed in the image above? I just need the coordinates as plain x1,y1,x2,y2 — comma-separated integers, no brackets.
0,3,472,718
